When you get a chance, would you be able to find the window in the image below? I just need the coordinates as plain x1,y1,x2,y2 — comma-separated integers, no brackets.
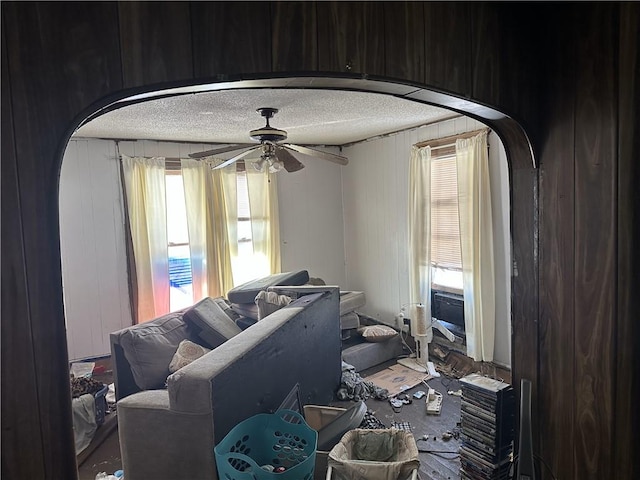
121,154,279,320
410,130,497,359
430,152,463,293
166,172,193,311
232,168,265,285
166,164,264,311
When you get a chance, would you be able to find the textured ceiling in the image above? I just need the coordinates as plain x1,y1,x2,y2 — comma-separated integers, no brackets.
73,89,455,146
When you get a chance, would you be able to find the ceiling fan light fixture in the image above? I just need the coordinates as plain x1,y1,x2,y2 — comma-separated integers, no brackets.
253,157,268,172
268,158,283,173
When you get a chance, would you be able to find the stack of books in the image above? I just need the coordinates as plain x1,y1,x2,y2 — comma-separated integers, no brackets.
459,373,516,479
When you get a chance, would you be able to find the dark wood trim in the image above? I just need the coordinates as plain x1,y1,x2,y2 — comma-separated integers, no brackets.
614,2,640,477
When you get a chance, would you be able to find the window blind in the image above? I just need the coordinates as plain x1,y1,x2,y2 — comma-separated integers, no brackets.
430,154,462,270
237,170,251,220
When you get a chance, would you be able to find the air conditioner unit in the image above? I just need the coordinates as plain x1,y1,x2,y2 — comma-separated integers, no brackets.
431,290,464,329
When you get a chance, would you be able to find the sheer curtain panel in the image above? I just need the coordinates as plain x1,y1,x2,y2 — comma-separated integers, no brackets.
408,145,433,319
121,155,169,323
246,169,281,275
456,131,495,361
181,159,235,299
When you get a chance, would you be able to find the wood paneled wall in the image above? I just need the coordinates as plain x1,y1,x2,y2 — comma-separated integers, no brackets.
1,2,637,478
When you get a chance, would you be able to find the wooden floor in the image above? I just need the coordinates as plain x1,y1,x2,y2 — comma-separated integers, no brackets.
76,360,464,480
77,414,121,480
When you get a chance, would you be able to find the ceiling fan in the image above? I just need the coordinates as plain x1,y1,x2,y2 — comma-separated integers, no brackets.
188,107,349,173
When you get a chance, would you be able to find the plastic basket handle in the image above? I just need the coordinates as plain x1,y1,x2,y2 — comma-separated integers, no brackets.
218,452,260,480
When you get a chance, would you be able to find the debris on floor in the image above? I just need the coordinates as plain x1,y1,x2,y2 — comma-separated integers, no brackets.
428,341,512,383
337,361,389,401
425,389,443,415
359,409,386,429
390,421,412,431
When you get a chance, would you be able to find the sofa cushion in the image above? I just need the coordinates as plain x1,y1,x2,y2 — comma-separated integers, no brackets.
183,297,242,349
169,340,211,373
231,302,259,320
119,311,191,390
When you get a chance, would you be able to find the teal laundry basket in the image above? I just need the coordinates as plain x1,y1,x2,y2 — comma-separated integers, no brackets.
214,410,317,480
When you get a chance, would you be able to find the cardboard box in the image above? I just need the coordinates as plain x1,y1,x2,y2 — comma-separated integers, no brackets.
303,405,347,480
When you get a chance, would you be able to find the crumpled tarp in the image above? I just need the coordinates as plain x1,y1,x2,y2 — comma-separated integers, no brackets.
337,362,388,401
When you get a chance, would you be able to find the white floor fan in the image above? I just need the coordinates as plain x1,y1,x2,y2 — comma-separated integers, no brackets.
397,303,456,377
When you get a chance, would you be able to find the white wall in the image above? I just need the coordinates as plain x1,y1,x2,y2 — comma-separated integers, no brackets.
277,150,347,286
59,140,131,361
59,139,347,360
342,116,512,366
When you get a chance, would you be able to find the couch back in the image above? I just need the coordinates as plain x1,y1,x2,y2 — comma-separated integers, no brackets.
168,289,342,442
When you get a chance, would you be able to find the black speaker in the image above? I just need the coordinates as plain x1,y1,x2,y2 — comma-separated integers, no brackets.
516,379,535,479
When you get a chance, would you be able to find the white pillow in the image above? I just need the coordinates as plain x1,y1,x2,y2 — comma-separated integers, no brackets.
169,340,211,373
358,325,398,343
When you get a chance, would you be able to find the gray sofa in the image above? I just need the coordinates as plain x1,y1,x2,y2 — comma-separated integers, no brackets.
110,288,341,480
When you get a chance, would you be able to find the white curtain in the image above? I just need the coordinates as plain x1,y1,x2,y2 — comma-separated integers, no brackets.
121,155,169,323
456,131,495,361
408,146,432,320
181,159,235,299
246,169,281,275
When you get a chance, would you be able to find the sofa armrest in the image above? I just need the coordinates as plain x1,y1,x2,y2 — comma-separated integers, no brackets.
118,390,215,480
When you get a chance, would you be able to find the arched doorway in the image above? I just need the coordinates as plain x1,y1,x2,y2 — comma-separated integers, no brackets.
59,75,535,476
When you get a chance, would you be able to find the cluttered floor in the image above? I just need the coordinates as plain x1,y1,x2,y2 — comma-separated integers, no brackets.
333,360,464,480
77,357,471,480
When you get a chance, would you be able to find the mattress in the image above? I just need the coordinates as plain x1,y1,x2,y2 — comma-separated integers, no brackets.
227,270,310,304
339,291,366,316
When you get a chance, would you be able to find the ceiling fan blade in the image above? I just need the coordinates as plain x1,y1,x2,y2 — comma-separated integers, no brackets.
188,143,254,159
284,144,348,166
275,147,305,173
211,146,260,169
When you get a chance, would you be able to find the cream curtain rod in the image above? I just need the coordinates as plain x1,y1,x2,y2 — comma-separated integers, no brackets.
414,127,491,149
